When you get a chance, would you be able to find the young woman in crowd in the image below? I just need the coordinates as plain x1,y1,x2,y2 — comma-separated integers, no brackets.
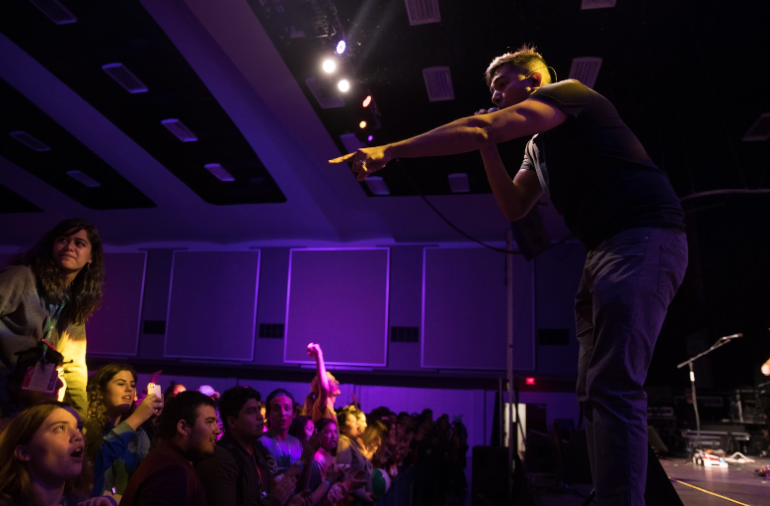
304,343,341,423
308,417,370,506
0,402,113,506
361,420,389,464
336,405,376,504
290,415,316,446
307,417,336,503
1,219,105,419
354,410,367,454
85,364,162,498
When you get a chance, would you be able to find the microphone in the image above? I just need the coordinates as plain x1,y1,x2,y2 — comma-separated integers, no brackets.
720,333,743,340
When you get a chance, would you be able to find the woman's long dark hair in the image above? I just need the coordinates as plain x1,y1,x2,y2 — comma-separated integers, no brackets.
289,415,313,446
13,218,105,325
315,417,338,457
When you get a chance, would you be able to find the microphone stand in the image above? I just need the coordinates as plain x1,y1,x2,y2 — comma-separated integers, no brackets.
676,336,737,463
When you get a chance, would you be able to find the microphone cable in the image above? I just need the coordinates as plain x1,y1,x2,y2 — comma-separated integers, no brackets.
393,158,574,255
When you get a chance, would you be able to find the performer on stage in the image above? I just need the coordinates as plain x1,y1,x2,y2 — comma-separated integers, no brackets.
0,218,105,419
330,45,688,505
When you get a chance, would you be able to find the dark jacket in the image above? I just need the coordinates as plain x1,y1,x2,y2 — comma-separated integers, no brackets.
120,440,207,506
196,432,280,506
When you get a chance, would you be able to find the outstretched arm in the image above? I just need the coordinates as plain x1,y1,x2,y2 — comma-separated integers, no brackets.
328,98,566,180
307,343,330,405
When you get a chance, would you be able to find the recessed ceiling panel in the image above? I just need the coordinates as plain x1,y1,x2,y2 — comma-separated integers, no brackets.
247,0,770,199
0,1,286,205
0,79,155,210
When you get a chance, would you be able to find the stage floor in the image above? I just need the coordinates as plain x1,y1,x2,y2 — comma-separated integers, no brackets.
662,456,770,506
530,456,770,506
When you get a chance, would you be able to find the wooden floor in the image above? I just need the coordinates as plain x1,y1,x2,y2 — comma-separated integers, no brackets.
528,456,770,506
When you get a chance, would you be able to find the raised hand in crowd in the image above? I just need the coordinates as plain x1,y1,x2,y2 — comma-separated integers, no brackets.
124,392,163,430
301,432,322,461
269,475,297,505
306,342,322,360
345,469,368,490
324,461,344,484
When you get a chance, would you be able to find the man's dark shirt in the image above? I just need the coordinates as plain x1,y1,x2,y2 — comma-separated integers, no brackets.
521,79,684,249
120,440,207,506
196,432,280,506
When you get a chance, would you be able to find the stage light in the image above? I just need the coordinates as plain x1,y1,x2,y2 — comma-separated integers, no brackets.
367,135,374,142
322,58,337,74
359,121,367,129
337,79,350,92
336,40,347,55
525,377,536,386
362,95,372,108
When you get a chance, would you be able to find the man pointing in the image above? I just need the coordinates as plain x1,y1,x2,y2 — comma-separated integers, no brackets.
330,45,687,505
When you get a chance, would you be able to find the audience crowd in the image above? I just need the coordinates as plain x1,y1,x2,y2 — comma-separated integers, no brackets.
0,220,468,505
0,342,469,506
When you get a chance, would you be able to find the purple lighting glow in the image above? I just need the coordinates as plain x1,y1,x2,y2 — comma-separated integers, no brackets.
367,135,374,142
336,40,347,55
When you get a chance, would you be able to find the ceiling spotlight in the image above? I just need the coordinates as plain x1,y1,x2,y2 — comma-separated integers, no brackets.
336,40,347,55
337,79,350,92
362,95,372,108
359,121,367,129
322,58,337,74
367,135,374,142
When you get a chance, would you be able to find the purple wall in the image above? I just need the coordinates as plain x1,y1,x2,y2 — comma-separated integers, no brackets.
533,243,586,376
87,244,587,377
86,252,147,356
284,248,389,367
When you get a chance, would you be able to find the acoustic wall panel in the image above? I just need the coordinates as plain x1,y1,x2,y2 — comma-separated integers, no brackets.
422,247,507,370
511,254,536,371
284,248,389,367
165,251,260,361
86,252,147,356
534,243,586,375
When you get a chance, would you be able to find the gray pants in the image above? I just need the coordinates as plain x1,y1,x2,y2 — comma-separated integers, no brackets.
575,227,688,506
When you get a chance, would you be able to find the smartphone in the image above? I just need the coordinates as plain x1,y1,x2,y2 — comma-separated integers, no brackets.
148,382,162,397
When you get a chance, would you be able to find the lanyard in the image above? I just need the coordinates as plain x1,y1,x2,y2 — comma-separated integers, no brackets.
43,300,66,342
40,300,66,364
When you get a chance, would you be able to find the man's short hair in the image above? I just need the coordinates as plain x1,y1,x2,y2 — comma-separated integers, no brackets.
485,44,551,87
218,386,261,433
157,390,217,440
265,388,295,411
